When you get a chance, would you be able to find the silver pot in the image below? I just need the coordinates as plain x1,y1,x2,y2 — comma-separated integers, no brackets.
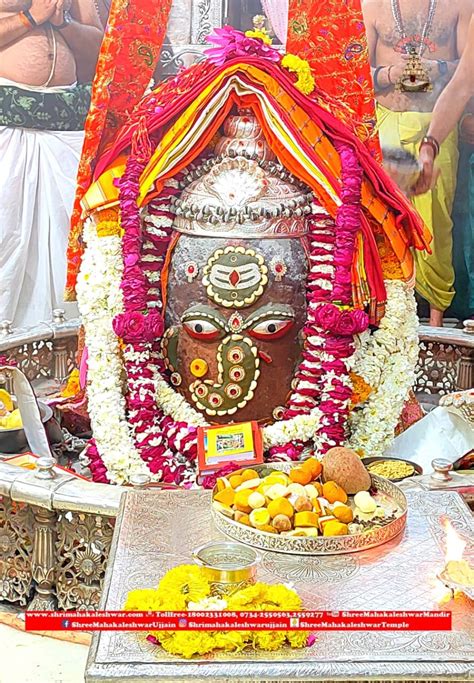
0,400,63,454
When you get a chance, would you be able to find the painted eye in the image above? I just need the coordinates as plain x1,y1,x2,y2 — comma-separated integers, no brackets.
182,319,223,341
248,318,294,341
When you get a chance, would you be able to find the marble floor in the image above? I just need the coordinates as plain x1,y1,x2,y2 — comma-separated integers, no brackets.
0,616,89,683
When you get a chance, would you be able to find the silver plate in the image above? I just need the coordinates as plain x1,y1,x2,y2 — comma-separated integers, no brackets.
212,472,407,555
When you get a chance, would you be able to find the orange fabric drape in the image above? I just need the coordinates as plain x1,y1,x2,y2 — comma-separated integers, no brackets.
287,0,381,160
65,0,172,300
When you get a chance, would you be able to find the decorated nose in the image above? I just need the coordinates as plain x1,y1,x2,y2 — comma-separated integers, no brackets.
190,335,260,417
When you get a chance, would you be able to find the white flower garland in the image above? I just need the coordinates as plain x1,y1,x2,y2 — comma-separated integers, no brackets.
76,220,149,484
346,280,419,457
154,374,323,451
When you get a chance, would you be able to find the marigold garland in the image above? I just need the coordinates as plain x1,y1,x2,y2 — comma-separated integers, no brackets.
281,53,316,94
124,564,312,659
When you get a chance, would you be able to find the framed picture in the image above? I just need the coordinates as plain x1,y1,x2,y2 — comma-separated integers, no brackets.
197,421,263,473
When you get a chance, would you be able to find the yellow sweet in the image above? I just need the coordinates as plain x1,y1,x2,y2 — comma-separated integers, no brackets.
1,409,22,430
267,497,294,519
249,508,271,527
323,520,348,537
322,481,348,504
214,488,235,506
228,474,243,489
265,472,288,486
241,468,260,482
216,477,230,492
294,511,319,527
248,491,266,509
234,489,252,513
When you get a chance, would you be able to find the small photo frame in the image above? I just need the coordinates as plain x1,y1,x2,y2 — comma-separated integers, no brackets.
197,421,263,473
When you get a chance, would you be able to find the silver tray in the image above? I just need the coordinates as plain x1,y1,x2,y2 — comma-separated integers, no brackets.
212,469,407,555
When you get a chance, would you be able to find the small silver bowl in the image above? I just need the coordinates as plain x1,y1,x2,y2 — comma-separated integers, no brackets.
192,541,261,596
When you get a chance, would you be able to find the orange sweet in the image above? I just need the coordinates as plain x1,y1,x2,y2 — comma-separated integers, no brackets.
267,497,294,519
241,468,260,482
258,524,278,534
314,481,323,496
333,504,353,524
234,489,252,513
302,457,323,479
214,488,235,506
228,474,243,489
322,481,348,504
289,467,312,485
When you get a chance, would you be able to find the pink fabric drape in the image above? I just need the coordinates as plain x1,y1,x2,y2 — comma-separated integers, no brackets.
261,0,288,44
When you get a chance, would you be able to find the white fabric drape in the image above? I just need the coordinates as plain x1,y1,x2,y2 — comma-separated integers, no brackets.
0,126,82,330
261,0,288,45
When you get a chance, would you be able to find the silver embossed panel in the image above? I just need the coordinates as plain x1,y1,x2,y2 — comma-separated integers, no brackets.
86,490,474,682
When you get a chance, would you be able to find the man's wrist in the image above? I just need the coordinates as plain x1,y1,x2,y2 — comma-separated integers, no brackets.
53,10,73,29
20,9,37,27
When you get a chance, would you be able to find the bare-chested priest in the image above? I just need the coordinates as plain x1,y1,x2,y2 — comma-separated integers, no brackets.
0,0,103,330
362,0,472,326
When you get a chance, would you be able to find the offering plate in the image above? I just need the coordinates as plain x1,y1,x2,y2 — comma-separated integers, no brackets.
212,465,407,555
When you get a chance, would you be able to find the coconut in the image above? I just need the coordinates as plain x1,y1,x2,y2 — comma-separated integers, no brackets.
322,447,371,494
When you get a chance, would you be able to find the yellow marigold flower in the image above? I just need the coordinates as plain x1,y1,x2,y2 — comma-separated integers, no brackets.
161,631,216,658
253,630,287,650
266,584,303,610
288,630,310,648
61,369,80,398
96,219,122,238
245,28,272,45
281,53,315,95
124,588,161,612
157,565,210,605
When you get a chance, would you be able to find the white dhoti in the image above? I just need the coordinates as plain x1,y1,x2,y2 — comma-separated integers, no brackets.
0,125,83,331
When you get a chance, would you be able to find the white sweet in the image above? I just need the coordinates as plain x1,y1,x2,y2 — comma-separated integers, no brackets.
354,491,377,513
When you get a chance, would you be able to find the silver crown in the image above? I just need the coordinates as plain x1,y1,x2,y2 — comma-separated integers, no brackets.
171,112,312,238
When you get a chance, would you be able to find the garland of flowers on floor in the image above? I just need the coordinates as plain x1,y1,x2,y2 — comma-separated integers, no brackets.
124,564,313,658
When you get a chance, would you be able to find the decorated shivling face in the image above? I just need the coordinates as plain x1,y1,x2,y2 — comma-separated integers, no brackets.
162,235,308,424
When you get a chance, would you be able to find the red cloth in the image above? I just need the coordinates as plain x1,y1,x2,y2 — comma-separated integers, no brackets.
65,0,172,299
287,0,381,160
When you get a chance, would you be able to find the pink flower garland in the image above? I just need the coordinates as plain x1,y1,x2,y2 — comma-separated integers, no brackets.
314,142,367,450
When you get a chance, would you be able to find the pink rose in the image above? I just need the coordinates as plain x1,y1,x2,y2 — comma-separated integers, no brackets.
335,309,368,336
113,311,165,343
113,312,145,342
314,303,340,331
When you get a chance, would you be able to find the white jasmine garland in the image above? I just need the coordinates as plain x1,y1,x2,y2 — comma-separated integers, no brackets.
76,220,149,484
346,280,419,457
154,373,323,450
